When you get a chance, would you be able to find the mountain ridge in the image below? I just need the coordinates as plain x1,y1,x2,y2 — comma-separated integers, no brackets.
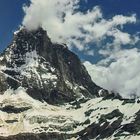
0,27,106,104
0,27,140,140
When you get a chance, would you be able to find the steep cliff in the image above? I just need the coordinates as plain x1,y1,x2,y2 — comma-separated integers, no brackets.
0,27,103,104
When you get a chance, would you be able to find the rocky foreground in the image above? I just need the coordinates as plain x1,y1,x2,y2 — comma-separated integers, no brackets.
0,88,140,140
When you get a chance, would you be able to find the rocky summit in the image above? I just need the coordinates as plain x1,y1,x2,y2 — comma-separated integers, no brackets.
0,27,140,140
0,27,104,104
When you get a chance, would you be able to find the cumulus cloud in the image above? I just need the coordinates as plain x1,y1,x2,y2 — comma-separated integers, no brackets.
84,48,140,98
22,0,140,98
99,29,139,57
22,0,138,52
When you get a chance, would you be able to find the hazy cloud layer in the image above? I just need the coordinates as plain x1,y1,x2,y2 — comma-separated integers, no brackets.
84,48,140,98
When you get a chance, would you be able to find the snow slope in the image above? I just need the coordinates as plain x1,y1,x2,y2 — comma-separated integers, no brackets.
0,87,140,140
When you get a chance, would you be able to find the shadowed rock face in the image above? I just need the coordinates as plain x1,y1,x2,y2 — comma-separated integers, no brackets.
0,27,103,104
0,27,140,140
0,105,31,114
1,107,140,140
0,133,71,140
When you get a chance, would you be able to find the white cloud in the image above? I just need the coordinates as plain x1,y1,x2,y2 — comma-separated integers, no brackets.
22,0,138,52
22,0,140,98
98,28,139,58
86,50,94,56
84,48,140,98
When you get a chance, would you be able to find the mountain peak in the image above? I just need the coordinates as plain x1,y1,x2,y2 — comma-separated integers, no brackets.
0,28,139,140
14,26,47,36
12,26,51,54
0,27,104,104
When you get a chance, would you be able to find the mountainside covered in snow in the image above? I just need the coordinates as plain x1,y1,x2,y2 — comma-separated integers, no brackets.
0,27,140,140
0,27,105,104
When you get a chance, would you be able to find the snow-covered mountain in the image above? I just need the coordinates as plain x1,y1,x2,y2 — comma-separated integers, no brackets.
0,27,105,104
0,27,140,140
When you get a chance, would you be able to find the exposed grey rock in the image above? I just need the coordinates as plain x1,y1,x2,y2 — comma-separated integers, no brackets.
0,105,31,114
1,27,138,140
0,27,104,104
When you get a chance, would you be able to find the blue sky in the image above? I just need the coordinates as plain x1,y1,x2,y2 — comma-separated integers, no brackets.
0,0,29,52
0,0,140,63
78,0,140,62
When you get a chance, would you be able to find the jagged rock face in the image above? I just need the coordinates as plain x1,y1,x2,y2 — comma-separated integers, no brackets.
0,27,102,104
0,27,140,140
